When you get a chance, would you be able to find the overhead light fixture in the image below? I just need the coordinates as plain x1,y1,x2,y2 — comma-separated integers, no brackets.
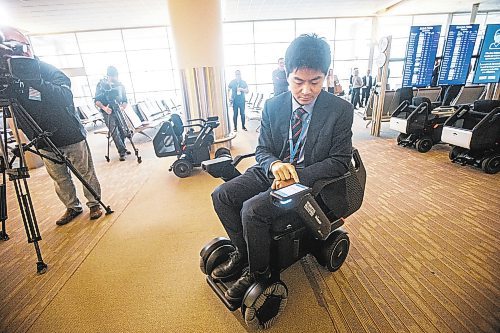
375,0,407,15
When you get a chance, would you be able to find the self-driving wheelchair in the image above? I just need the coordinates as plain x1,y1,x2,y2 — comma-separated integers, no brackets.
390,96,454,152
199,148,366,329
153,114,230,178
441,99,500,174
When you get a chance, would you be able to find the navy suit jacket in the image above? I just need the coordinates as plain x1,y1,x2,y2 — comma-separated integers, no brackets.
255,90,353,189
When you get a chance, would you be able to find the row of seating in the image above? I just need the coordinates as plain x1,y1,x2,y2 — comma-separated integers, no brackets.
361,85,486,127
77,97,182,140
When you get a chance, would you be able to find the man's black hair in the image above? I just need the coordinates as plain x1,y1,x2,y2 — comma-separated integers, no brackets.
285,33,331,76
107,65,118,77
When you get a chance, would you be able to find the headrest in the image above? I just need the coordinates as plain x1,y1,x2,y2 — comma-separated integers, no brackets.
473,99,500,113
170,114,184,137
412,96,431,107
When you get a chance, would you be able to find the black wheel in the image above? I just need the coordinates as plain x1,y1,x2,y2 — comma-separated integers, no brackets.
242,281,288,330
199,237,235,275
172,159,193,178
317,231,350,272
481,155,500,174
215,147,231,158
416,137,433,153
397,133,408,145
449,146,465,161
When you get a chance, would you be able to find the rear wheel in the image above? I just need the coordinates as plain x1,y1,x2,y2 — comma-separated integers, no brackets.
316,231,350,272
172,159,193,178
215,147,231,158
449,146,466,161
397,133,408,145
416,137,433,153
481,155,500,174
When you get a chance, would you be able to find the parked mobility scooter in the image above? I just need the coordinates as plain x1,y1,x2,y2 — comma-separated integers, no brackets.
390,96,455,152
441,100,500,174
199,148,366,329
153,114,230,178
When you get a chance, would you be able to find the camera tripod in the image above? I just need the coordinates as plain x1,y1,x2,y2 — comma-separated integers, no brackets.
103,100,142,164
0,97,114,274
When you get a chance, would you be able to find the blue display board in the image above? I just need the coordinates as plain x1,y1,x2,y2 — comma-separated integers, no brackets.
473,24,500,84
402,25,441,88
438,24,479,85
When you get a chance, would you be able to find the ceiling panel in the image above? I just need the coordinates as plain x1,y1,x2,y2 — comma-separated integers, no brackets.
1,0,499,34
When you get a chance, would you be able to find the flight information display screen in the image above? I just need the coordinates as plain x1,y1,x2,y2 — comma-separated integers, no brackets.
438,24,479,85
473,24,500,84
402,25,441,88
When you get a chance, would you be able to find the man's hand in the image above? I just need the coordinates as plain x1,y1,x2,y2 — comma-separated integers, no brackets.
103,106,112,114
271,178,297,190
271,161,299,182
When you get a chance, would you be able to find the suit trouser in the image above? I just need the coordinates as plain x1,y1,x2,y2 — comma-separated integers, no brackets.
232,101,246,129
351,88,361,108
211,166,289,273
40,140,101,210
361,88,370,106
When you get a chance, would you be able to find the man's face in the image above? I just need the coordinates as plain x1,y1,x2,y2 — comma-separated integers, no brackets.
288,67,325,105
108,75,118,83
278,59,285,70
367,69,371,75
235,71,241,80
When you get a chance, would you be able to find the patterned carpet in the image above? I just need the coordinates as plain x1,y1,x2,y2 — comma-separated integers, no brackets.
0,119,499,333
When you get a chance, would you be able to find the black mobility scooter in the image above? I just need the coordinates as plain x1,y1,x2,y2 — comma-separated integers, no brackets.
153,114,230,178
199,149,366,329
390,96,455,153
441,99,500,174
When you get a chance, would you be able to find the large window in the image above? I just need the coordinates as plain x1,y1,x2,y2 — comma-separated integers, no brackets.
30,27,178,107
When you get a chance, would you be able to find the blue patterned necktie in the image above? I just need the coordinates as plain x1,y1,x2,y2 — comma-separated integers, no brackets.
284,107,307,164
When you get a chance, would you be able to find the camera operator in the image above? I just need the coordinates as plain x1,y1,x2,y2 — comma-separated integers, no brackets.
0,26,103,225
94,66,130,161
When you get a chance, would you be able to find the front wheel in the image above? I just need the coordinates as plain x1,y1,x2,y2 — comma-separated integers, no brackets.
397,133,408,145
215,147,231,159
242,281,288,330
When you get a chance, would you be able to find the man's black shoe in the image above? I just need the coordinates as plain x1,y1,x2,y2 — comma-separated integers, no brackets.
211,250,247,281
119,155,126,161
225,267,270,302
125,150,132,155
242,127,248,131
56,208,83,226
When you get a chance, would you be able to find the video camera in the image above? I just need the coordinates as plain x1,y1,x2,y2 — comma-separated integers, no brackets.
0,35,41,96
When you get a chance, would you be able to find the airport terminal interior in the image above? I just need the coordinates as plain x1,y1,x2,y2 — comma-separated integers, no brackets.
0,0,499,332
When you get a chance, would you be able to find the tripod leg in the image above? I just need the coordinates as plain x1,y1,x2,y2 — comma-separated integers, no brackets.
126,134,142,164
12,178,47,274
0,183,8,241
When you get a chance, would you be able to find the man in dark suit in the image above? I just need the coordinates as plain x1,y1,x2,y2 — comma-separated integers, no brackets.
361,69,373,107
211,34,353,302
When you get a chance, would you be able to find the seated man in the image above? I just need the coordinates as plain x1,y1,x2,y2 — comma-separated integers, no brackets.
211,34,354,302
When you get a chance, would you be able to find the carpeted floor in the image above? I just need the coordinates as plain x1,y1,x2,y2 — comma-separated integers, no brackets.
1,115,499,333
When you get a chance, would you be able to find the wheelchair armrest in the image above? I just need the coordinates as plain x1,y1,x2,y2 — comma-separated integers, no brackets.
311,172,351,197
232,153,256,167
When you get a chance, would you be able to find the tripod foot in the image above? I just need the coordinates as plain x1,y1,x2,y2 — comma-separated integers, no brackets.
137,156,142,163
105,156,110,162
0,230,9,241
37,261,48,275
104,206,114,215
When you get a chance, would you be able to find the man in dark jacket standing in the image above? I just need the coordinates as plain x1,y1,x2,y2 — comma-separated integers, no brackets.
0,26,103,226
272,57,288,96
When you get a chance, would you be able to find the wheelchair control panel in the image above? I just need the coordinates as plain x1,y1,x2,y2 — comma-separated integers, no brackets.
271,183,331,240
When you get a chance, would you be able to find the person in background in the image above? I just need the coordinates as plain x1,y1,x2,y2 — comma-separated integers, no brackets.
361,68,373,107
272,57,288,96
431,58,441,87
350,68,363,109
228,70,249,131
326,69,336,94
94,66,130,161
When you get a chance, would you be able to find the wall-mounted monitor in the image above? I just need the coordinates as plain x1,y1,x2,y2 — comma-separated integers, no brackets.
438,24,479,85
402,25,441,88
473,24,500,84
